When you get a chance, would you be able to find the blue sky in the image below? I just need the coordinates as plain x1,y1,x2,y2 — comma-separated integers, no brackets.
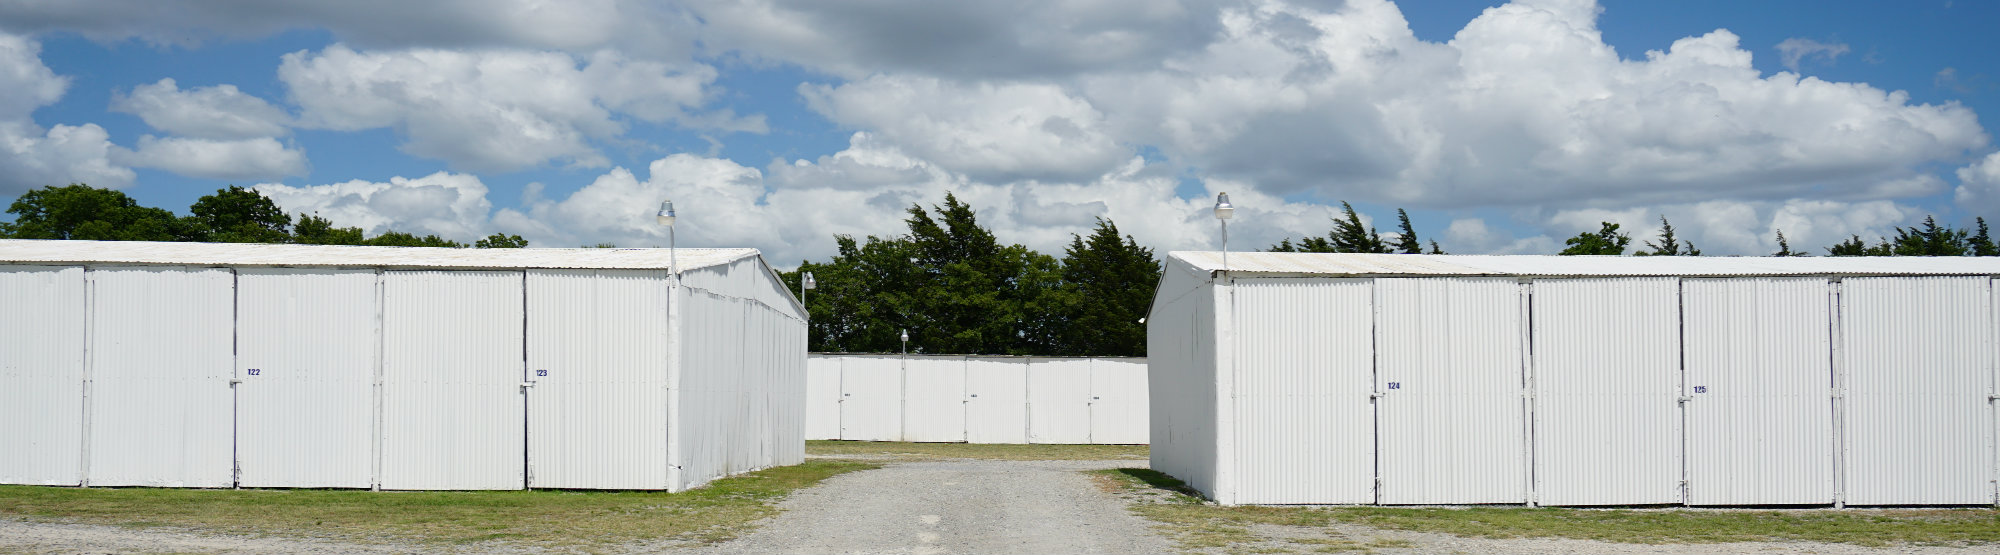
1,0,1996,263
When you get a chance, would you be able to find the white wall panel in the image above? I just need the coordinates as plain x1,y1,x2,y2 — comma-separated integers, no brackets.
902,356,967,442
0,266,84,485
1683,278,1835,505
964,358,1029,444
673,281,806,490
1028,359,1092,444
1375,278,1526,504
839,356,903,441
805,356,842,441
380,270,524,490
1841,276,1994,505
1147,264,1218,499
1232,279,1376,504
235,269,377,488
1531,278,1683,506
86,266,235,487
526,270,670,490
1089,359,1149,445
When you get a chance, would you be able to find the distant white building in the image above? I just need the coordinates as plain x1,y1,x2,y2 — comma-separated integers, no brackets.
0,239,805,491
1149,251,2000,506
804,354,1149,444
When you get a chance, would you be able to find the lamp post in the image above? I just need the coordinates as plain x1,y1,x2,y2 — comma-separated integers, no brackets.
900,328,909,355
1213,192,1234,273
801,271,816,308
656,200,677,275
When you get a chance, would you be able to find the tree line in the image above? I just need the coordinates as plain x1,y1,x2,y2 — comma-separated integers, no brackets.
0,183,527,248
780,193,1159,357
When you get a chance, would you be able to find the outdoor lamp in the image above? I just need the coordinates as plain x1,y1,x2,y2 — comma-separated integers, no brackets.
1215,192,1233,273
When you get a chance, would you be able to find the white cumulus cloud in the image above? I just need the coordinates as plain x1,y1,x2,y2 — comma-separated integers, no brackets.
0,32,131,194
1775,37,1850,71
114,136,308,181
110,78,292,140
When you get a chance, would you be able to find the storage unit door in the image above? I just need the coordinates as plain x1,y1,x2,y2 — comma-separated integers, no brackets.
1683,278,1834,505
235,269,378,488
86,266,235,487
1231,279,1376,504
1028,359,1093,444
838,357,903,441
1841,276,1994,505
380,270,525,490
1088,359,1149,445
964,358,1029,444
0,266,85,485
805,357,842,440
902,357,967,442
1375,278,1527,504
1531,277,1682,506
526,270,670,490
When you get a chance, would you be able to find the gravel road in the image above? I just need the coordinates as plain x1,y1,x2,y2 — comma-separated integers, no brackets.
685,458,1172,554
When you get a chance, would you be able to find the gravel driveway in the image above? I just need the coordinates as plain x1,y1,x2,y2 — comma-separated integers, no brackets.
686,458,1172,554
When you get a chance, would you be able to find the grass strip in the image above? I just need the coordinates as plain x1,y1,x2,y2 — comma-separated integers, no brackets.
1095,468,2000,553
0,459,877,550
806,440,1148,461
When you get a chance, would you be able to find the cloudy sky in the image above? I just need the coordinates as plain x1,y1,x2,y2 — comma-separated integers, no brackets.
2,0,1996,263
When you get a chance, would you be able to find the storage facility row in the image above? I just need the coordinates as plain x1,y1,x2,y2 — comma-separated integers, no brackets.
806,354,1148,444
1149,252,2000,506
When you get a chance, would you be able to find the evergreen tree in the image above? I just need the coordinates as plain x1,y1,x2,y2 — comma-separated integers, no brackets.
1393,209,1423,254
290,213,367,245
1826,235,1890,256
1428,240,1445,254
1558,222,1630,255
1971,217,1998,256
1635,216,1699,256
1888,215,1969,256
1330,201,1392,253
1771,229,1807,256
1059,218,1160,357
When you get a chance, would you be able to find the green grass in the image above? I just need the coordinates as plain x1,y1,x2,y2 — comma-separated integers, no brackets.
806,440,1148,461
0,459,877,550
1094,468,2000,554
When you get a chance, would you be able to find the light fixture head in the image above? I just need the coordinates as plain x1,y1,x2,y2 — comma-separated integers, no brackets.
656,200,676,226
803,271,816,290
900,329,909,343
1213,192,1234,220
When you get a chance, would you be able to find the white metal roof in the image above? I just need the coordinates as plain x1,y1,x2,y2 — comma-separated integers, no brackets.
1170,251,2000,277
0,239,758,271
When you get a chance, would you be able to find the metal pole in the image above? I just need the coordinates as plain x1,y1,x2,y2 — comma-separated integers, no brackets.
669,227,677,277
1221,219,1230,274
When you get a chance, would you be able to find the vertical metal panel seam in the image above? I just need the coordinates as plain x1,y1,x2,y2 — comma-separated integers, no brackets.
1829,279,1844,507
230,269,241,489
1369,278,1383,504
1520,280,1535,506
1676,279,1688,504
520,271,530,490
1213,274,1236,505
371,270,385,491
78,268,95,487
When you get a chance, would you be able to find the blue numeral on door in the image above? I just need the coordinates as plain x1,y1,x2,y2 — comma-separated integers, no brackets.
536,369,548,377
1387,382,1401,390
247,368,261,376
1693,385,1707,393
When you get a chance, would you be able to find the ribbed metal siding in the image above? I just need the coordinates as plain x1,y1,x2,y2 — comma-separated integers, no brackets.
965,358,1029,444
903,356,967,442
86,266,235,487
1089,358,1149,445
234,269,377,488
1531,277,1682,506
805,356,842,440
1682,278,1835,505
0,266,84,485
380,270,524,490
1028,358,1092,444
1841,276,1994,505
525,270,670,490
672,273,806,490
1232,279,1375,504
1148,264,1218,499
1375,278,1527,504
838,356,903,441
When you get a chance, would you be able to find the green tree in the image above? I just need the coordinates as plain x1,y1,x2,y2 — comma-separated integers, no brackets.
290,213,367,245
1428,240,1445,254
1887,215,1969,256
1558,222,1630,255
1771,229,1807,257
1392,209,1423,254
1971,218,1997,256
1058,218,1159,357
1634,216,1699,256
363,231,465,247
475,233,528,248
190,185,290,243
3,184,201,242
1269,201,1395,253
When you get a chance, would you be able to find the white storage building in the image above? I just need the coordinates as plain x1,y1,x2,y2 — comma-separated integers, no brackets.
0,239,805,491
804,354,1148,444
1149,251,2000,507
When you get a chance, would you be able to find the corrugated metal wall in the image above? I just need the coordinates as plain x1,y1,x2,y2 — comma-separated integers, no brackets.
965,357,1030,443
1028,359,1093,444
805,355,842,441
234,268,377,488
525,270,672,490
1148,265,1219,500
0,266,85,486
1375,278,1527,504
839,356,904,441
1231,279,1376,505
1841,276,1995,505
1682,278,1835,505
86,266,236,487
379,270,525,490
1088,358,1149,445
1531,277,1684,506
673,257,806,490
902,356,967,442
